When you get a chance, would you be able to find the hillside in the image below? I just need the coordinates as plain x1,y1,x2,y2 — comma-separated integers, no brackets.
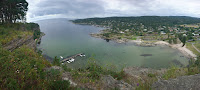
1,22,200,89
72,16,200,30
0,24,71,89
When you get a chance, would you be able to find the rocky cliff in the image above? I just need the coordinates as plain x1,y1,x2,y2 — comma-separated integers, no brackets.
2,23,40,52
3,35,36,51
152,74,200,90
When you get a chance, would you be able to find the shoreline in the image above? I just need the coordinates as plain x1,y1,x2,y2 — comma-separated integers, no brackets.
155,41,197,59
90,33,197,59
129,40,197,59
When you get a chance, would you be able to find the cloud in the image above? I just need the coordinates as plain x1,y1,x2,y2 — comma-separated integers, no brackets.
26,0,200,22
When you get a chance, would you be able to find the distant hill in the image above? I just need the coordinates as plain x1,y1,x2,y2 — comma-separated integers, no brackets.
72,16,200,29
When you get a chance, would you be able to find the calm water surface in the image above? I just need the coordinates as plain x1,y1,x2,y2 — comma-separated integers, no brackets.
37,19,188,70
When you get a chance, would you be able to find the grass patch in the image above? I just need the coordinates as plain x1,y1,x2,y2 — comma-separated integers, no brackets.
186,43,200,56
131,36,137,40
162,66,181,80
0,46,52,89
0,23,40,45
68,57,127,87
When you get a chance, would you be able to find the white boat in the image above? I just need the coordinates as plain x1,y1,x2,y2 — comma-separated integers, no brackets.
60,56,63,59
80,54,86,57
69,58,75,62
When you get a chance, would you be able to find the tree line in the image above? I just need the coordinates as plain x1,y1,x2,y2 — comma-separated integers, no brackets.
72,16,200,31
0,0,28,24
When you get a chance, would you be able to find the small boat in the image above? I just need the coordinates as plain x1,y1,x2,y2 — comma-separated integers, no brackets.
69,58,75,62
80,54,86,57
60,56,63,59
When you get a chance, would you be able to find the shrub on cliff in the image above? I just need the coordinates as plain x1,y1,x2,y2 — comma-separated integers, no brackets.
0,46,52,89
53,56,61,66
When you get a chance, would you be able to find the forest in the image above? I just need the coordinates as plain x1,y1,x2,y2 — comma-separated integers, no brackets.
0,0,28,23
72,16,200,31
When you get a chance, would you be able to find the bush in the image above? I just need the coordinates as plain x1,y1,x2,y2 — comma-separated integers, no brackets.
118,37,122,39
103,33,110,38
53,56,60,66
148,73,156,78
0,46,51,89
46,69,61,81
87,71,101,80
162,66,179,80
86,59,103,80
49,80,70,90
62,65,72,72
110,70,126,80
33,30,41,40
187,59,200,75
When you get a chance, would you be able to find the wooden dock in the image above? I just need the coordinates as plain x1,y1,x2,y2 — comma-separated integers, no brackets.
60,53,84,63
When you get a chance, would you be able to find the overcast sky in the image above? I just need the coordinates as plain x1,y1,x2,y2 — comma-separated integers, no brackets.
26,0,200,22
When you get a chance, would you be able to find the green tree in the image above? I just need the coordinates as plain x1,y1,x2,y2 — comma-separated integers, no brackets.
0,0,28,23
182,36,186,47
53,56,60,66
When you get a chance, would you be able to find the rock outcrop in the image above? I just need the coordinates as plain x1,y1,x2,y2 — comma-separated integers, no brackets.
123,67,166,78
3,35,36,51
101,75,133,90
152,74,200,90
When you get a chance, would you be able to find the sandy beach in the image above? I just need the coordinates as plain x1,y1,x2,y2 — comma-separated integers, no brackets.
154,41,196,59
130,40,197,59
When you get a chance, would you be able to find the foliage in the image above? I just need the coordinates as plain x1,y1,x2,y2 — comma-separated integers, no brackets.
0,24,31,45
182,36,186,47
34,30,41,40
187,59,200,75
62,64,72,72
131,37,137,40
0,23,41,45
162,66,180,80
70,57,127,86
46,69,62,81
178,34,187,46
53,56,60,66
186,43,200,56
49,80,70,90
148,73,156,78
102,33,110,38
0,0,28,23
0,22,72,89
72,16,200,32
0,46,52,89
162,58,200,80
0,45,73,89
86,57,103,80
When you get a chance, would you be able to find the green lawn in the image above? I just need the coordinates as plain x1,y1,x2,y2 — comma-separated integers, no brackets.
131,36,137,40
186,42,200,56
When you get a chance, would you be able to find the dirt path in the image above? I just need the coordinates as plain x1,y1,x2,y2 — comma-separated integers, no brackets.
192,43,200,53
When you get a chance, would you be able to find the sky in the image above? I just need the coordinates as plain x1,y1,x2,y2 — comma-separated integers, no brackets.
26,0,200,22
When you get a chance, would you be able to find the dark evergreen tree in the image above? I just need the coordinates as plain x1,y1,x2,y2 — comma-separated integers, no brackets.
182,36,186,47
0,0,28,24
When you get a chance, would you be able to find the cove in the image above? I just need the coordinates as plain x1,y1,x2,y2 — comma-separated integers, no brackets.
37,19,188,70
